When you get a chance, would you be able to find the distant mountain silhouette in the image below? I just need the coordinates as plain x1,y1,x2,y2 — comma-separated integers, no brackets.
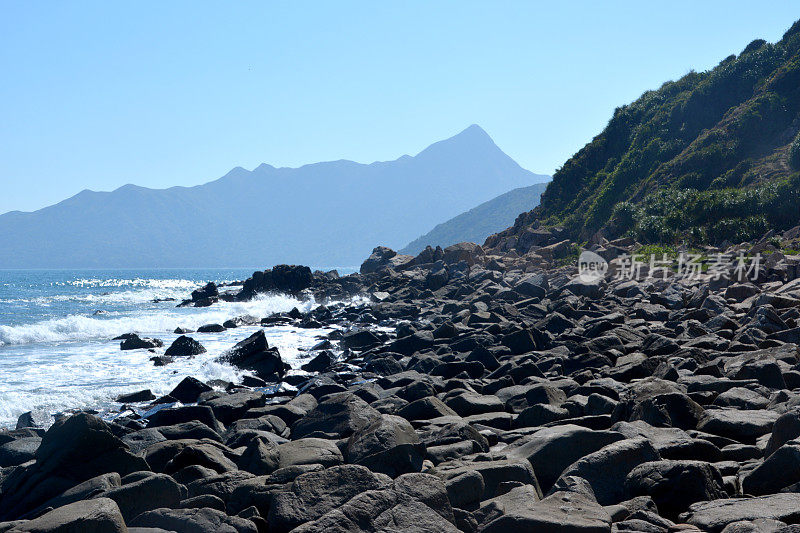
400,182,549,255
0,125,547,268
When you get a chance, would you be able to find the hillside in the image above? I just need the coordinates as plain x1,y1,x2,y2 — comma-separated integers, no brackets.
496,21,800,246
0,125,543,268
400,181,549,255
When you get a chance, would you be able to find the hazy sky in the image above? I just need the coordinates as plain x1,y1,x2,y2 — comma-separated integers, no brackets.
1,2,799,214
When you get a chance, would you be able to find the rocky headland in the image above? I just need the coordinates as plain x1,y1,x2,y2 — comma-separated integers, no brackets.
2,225,800,532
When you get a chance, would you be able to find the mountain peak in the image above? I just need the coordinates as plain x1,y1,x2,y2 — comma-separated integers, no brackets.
414,124,503,161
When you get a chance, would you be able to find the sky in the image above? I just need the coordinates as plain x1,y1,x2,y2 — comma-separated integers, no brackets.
1,2,799,215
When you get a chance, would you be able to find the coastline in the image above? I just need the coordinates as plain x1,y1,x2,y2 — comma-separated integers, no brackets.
1,232,800,531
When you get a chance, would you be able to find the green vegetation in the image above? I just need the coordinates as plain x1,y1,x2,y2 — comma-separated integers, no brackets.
790,131,800,170
610,174,800,243
530,23,800,244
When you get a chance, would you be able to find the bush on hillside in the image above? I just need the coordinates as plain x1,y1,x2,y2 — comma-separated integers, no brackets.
790,131,800,170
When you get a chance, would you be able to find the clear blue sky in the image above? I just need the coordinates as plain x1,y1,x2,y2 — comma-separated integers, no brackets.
1,1,798,214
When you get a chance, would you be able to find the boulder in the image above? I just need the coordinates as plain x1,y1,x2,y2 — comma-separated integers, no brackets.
625,460,726,518
697,408,778,444
681,494,800,533
288,472,457,533
167,376,213,404
765,409,800,457
442,242,484,266
120,334,163,350
221,330,289,381
165,336,206,357
0,413,148,521
131,506,258,533
239,265,314,298
480,486,611,533
277,438,343,469
742,443,800,495
102,472,183,521
115,389,156,403
346,414,425,477
0,436,40,467
291,392,381,440
507,424,625,492
361,246,398,274
267,464,390,532
557,437,660,506
6,497,126,533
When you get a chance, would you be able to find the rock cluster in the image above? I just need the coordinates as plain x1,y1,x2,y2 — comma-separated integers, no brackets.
3,229,800,532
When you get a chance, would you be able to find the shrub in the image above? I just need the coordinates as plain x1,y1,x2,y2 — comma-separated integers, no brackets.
790,132,800,170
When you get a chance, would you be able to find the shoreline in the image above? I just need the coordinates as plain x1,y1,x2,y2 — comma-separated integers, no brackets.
1,232,800,531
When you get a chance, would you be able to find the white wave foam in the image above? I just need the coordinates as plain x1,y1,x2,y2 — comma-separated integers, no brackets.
57,277,202,289
0,293,314,346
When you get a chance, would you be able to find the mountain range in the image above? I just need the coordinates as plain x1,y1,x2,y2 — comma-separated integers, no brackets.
509,21,800,245
0,125,548,268
400,182,548,255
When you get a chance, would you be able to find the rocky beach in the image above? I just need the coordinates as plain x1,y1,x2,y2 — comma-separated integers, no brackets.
2,225,800,532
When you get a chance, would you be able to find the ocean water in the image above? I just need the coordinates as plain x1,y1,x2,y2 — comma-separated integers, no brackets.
0,269,333,428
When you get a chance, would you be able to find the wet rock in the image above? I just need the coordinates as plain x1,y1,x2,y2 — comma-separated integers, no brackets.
165,336,207,356
168,376,213,404
115,389,156,403
221,330,289,381
120,334,163,350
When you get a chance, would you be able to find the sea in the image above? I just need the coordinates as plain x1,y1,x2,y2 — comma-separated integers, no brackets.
0,268,345,429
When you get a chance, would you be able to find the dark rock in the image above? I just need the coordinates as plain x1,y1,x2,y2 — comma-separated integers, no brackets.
501,328,547,355
9,497,126,532
346,414,425,477
131,506,258,533
198,323,226,333
165,336,206,357
239,265,314,299
507,425,626,492
0,436,41,467
742,443,800,495
681,493,800,533
267,464,389,532
15,410,50,429
146,405,224,435
236,436,280,475
766,409,800,457
292,392,381,440
115,389,156,403
0,413,148,520
221,330,289,381
625,460,726,518
557,437,661,505
697,408,778,444
103,471,183,521
120,334,163,350
397,396,458,421
276,438,343,469
361,246,398,274
479,485,611,533
168,376,213,404
288,472,458,533
300,351,334,372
